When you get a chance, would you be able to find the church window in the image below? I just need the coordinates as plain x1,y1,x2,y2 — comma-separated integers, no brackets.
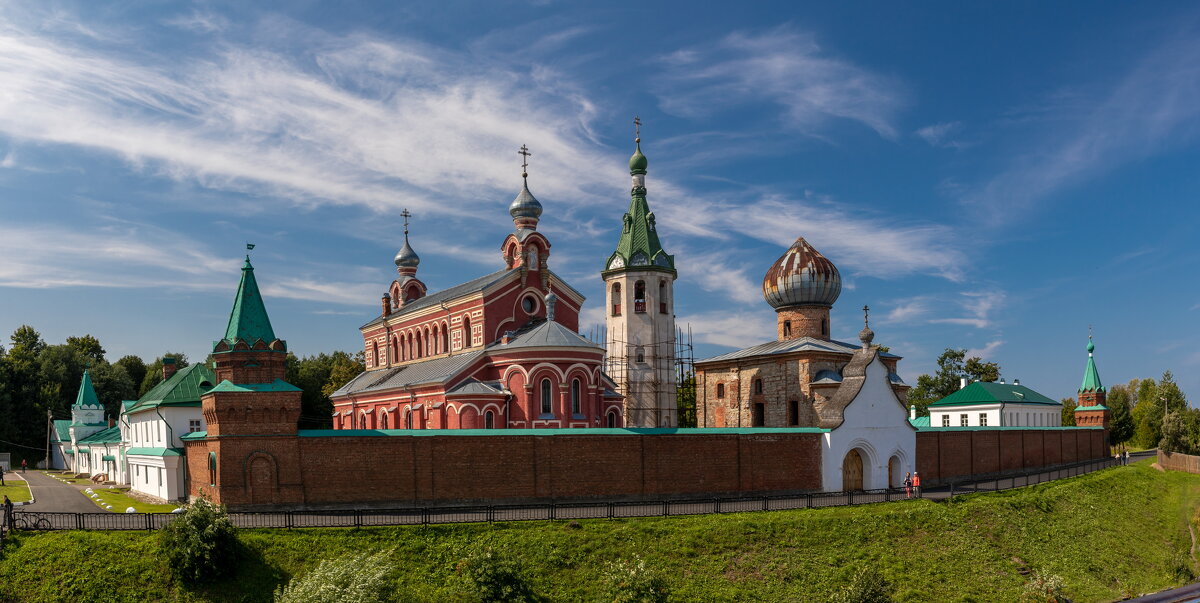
635,348,645,363
462,316,472,348
571,379,581,415
821,318,827,337
960,414,968,427
752,403,765,427
942,414,950,427
659,280,668,314
189,420,201,433
788,400,799,426
485,410,495,429
405,409,413,429
979,413,988,427
522,295,537,314
611,283,622,316
607,410,618,428
416,335,423,358
716,383,725,398
783,320,792,337
540,378,553,415
442,327,449,354
754,379,763,395
380,412,389,429
634,281,646,313
372,341,380,366
391,337,399,363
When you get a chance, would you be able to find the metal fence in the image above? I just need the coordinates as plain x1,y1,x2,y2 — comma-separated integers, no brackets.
7,456,1122,532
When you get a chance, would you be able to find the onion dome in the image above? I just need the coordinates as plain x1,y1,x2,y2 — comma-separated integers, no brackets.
394,236,420,268
858,305,874,347
629,142,648,175
762,237,842,309
509,181,543,220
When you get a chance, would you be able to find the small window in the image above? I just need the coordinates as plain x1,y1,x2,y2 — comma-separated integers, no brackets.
462,316,472,348
634,280,646,313
188,419,201,433
979,413,988,427
380,413,389,429
960,414,969,427
752,403,765,427
754,379,763,395
405,409,413,429
607,410,617,428
541,378,553,415
821,318,827,337
716,383,725,399
783,320,792,337
571,379,581,415
635,348,645,363
788,400,799,426
522,295,537,314
659,280,668,314
208,452,216,487
485,410,495,429
942,415,950,427
611,283,622,316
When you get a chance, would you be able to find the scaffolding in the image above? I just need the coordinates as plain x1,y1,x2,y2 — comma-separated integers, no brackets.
589,324,694,428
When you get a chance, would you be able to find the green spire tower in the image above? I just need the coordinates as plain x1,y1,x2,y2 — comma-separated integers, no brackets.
1074,332,1109,428
222,256,277,346
602,117,678,428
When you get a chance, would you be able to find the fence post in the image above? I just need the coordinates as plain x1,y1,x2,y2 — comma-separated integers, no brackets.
487,506,495,523
806,493,813,508
847,491,853,505
145,513,152,531
76,513,83,531
549,504,556,521
421,508,429,525
607,502,614,519
663,500,670,517
354,510,362,528
949,482,954,498
714,498,720,514
761,496,768,512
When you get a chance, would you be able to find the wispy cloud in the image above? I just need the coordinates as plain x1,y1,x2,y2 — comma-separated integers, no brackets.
678,310,776,349
163,10,230,34
656,26,905,138
915,121,970,149
674,249,762,305
884,297,933,324
967,339,1004,359
964,28,1200,217
930,290,1005,329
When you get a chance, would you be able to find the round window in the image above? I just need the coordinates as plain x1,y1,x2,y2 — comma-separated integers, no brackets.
522,296,537,314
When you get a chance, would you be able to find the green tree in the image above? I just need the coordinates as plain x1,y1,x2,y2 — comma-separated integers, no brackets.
676,371,696,428
1107,385,1135,448
139,353,190,396
322,351,365,398
1060,397,1077,427
287,352,342,429
906,348,1003,416
65,334,106,364
114,355,148,392
160,497,240,583
1158,410,1196,455
1132,378,1160,448
90,362,137,418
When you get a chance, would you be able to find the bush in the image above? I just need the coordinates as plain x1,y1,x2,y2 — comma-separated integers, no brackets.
602,555,669,603
457,546,537,602
275,549,395,603
829,568,894,603
1019,571,1068,602
158,496,240,583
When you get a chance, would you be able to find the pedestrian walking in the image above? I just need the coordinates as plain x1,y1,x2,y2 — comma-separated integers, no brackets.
21,459,26,473
903,472,912,498
0,465,5,486
1123,450,1129,465
3,495,13,531
912,471,921,497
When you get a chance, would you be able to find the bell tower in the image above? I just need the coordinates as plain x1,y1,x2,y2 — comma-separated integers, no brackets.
1074,331,1109,429
602,118,678,427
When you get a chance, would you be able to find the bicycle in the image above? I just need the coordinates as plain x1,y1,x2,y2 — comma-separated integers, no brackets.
12,513,52,531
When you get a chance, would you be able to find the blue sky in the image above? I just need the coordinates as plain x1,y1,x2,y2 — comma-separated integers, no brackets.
1,1,1198,404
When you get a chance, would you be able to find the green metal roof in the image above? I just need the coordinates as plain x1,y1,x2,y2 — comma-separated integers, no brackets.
121,400,137,413
64,449,74,455
604,142,674,274
208,379,302,393
1074,405,1109,411
908,416,931,428
101,455,115,461
221,256,277,347
78,426,122,444
74,370,101,408
126,447,183,457
929,381,1060,408
299,427,830,438
52,420,72,442
76,447,90,453
1079,336,1104,393
127,363,216,414
180,431,207,441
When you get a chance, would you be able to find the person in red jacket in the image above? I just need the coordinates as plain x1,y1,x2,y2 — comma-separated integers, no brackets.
912,471,922,497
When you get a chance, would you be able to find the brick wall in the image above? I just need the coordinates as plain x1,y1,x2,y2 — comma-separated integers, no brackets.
187,431,824,509
1158,450,1200,474
915,428,1108,485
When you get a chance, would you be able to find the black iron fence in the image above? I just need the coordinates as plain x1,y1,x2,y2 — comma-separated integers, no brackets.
7,456,1122,533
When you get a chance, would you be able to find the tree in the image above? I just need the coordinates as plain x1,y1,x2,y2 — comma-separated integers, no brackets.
676,371,696,428
906,348,1003,416
90,362,137,418
1107,385,1135,449
65,335,106,364
114,355,148,391
322,351,365,398
1060,397,1077,427
1131,378,1160,448
1158,410,1196,455
139,353,190,396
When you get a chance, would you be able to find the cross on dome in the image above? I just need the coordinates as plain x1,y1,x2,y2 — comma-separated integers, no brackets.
518,144,531,181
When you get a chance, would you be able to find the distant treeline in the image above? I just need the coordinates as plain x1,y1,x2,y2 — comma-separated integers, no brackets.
0,325,364,463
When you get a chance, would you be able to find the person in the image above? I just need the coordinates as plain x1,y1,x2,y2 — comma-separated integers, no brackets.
903,472,912,499
21,459,26,473
0,465,5,486
1123,450,1129,465
912,471,922,497
3,495,12,531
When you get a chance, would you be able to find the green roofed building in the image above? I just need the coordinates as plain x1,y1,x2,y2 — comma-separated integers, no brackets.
1074,334,1110,428
928,379,1062,428
50,370,108,472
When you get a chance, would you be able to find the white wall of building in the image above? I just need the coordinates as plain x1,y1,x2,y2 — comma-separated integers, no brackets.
604,269,677,427
126,407,204,501
930,403,1060,428
821,355,917,491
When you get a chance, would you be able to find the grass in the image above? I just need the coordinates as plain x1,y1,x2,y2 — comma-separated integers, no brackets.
0,481,33,503
0,462,1197,603
84,487,180,514
41,471,97,485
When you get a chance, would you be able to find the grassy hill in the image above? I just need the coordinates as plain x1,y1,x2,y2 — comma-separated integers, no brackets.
1,462,1197,602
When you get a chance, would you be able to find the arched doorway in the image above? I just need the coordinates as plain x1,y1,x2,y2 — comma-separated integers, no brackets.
842,449,864,491
888,455,901,488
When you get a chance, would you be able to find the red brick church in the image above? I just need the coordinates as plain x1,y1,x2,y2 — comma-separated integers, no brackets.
328,151,624,430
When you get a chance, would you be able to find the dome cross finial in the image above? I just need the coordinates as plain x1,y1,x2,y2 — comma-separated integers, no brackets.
518,144,531,182
634,115,641,144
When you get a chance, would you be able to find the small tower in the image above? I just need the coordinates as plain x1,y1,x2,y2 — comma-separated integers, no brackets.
67,369,107,472
500,144,553,290
1073,332,1109,429
602,118,678,427
388,209,427,312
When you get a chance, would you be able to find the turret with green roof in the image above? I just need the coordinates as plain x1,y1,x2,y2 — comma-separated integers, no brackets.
603,131,675,275
1074,334,1109,427
220,255,278,347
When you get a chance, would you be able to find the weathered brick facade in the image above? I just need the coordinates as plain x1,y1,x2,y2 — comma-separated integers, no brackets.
914,427,1107,485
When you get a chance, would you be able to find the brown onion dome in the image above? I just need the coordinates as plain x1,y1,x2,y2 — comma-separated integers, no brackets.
762,237,842,309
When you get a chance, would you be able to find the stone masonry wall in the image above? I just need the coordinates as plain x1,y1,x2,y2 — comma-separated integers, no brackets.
1158,450,1200,474
914,428,1107,485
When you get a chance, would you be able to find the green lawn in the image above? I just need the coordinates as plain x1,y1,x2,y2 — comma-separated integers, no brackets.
0,481,33,503
41,471,96,485
85,487,179,513
0,462,1196,603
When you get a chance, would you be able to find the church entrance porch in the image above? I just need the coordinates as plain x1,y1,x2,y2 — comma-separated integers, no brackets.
842,449,864,491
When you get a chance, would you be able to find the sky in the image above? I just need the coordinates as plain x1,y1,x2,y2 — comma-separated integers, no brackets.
1,1,1199,404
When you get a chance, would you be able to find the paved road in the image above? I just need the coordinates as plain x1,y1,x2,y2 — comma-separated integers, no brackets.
20,472,100,513
1127,580,1200,602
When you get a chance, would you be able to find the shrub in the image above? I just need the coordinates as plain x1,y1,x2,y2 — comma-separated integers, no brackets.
1019,571,1068,603
829,568,894,603
158,496,240,583
275,549,395,603
602,555,669,603
457,546,537,602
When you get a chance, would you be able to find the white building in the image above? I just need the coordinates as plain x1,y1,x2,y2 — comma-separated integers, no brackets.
123,359,212,501
928,380,1062,428
50,370,109,473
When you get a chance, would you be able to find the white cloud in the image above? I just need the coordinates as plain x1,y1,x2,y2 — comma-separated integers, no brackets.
656,26,905,138
0,150,13,168
915,121,969,148
930,290,1005,329
678,310,775,349
674,249,762,306
163,11,230,34
967,339,1004,359
884,297,932,324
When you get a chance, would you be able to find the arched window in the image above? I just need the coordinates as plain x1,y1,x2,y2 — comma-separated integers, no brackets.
208,452,217,486
634,280,646,313
462,316,472,348
372,341,379,366
783,320,792,337
754,379,763,395
485,410,495,429
788,400,799,426
416,335,423,358
442,326,449,354
379,412,389,429
716,383,726,398
405,409,413,429
432,325,439,354
571,379,581,415
391,337,398,363
611,283,622,316
821,318,828,337
540,378,553,415
607,410,618,428
635,347,645,363
659,280,668,314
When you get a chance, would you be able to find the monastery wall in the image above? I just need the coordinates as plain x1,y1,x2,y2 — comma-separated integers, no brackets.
914,427,1107,485
186,430,823,509
1157,450,1200,474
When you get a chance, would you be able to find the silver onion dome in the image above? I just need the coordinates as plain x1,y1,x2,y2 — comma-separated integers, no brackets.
509,182,543,219
394,237,420,268
762,237,842,309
